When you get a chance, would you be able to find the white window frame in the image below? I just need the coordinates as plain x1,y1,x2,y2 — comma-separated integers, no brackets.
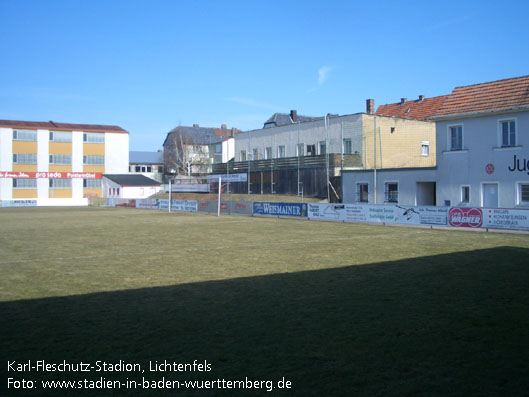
13,153,37,164
13,129,37,141
421,141,430,156
277,145,286,158
356,182,369,203
517,182,529,206
265,147,272,160
83,179,102,188
13,178,37,188
498,118,517,148
49,131,72,142
319,141,326,155
49,154,72,165
384,181,399,204
83,133,105,143
83,155,105,165
448,124,463,151
461,185,470,203
49,179,72,189
343,138,352,154
240,150,247,161
296,143,304,157
253,148,259,160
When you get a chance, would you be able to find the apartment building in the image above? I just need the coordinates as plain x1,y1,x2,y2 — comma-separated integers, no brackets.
0,120,129,205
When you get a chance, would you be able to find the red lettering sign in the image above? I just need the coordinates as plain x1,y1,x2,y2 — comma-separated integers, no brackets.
448,208,483,228
0,171,102,179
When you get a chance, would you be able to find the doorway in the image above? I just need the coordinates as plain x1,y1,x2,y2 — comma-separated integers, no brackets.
482,183,499,208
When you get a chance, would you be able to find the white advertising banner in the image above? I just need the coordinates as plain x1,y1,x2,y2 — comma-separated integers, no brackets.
483,208,529,231
308,204,448,226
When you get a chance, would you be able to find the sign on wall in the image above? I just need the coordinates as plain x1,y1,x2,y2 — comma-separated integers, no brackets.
308,204,448,226
253,202,307,217
0,171,102,179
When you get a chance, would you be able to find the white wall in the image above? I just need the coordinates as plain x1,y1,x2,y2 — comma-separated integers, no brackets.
343,168,438,206
222,138,235,163
435,110,529,208
105,133,129,173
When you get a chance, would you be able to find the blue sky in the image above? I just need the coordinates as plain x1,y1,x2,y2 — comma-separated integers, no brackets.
1,0,528,151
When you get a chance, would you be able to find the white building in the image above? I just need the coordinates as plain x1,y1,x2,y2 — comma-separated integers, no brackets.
343,75,529,209
0,120,129,206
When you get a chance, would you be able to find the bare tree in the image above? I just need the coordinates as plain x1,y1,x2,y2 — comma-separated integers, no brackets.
164,130,211,176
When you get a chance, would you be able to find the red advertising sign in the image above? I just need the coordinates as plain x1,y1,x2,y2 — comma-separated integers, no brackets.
0,171,102,179
448,207,483,228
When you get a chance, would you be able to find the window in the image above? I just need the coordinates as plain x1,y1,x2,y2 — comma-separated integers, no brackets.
49,154,72,165
357,183,368,203
319,141,326,155
240,150,247,161
83,133,104,143
135,166,141,172
501,120,516,147
158,166,164,173
519,183,529,204
253,149,259,160
215,144,222,153
278,146,285,158
461,186,470,202
49,179,72,188
49,131,72,142
265,147,272,160
421,141,430,156
83,179,101,188
13,179,37,188
83,155,104,165
343,138,352,154
385,182,398,203
13,129,36,141
13,153,37,164
307,144,316,156
450,126,463,151
296,143,304,157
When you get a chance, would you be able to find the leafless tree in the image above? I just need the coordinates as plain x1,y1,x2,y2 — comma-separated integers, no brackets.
164,130,211,176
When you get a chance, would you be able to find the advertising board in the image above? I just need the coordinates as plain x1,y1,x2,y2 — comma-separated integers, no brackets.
136,199,160,210
253,202,307,217
308,204,448,226
483,208,529,231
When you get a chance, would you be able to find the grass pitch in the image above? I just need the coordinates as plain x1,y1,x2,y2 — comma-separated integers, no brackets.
1,207,529,396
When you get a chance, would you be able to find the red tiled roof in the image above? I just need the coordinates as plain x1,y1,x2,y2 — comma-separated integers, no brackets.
433,75,529,117
0,119,128,133
211,127,242,140
376,95,449,120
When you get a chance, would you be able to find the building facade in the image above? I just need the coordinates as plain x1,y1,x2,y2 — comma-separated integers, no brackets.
343,75,529,208
129,151,164,182
0,120,129,205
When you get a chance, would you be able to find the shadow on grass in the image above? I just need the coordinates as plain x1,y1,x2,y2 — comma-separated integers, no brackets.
2,247,529,396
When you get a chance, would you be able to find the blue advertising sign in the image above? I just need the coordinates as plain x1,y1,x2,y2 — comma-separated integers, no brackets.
206,173,247,182
253,202,307,217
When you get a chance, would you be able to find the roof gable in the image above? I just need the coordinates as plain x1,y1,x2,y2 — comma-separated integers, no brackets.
376,95,449,120
434,75,529,117
0,119,128,133
103,174,161,186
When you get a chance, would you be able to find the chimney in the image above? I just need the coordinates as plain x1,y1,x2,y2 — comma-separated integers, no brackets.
290,110,298,122
366,99,375,114
400,98,407,106
193,123,199,128
418,95,425,102
221,124,227,129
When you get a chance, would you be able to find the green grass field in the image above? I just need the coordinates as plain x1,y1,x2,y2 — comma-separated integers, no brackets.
1,207,529,396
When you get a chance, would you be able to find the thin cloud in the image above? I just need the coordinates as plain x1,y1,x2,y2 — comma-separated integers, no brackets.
318,66,335,86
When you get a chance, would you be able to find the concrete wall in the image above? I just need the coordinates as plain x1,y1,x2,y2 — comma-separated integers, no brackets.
342,168,438,206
